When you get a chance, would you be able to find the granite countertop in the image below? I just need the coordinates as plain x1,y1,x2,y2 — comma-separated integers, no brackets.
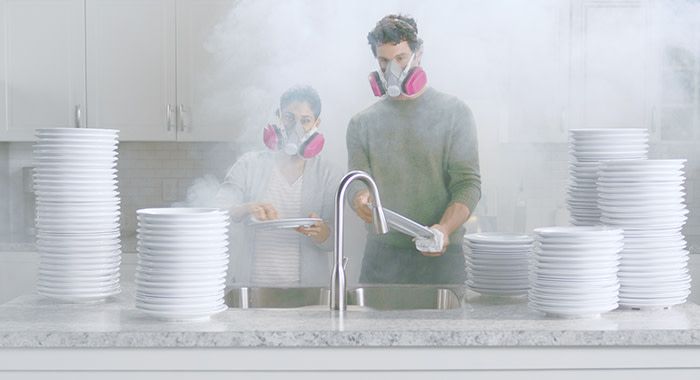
2,284,700,348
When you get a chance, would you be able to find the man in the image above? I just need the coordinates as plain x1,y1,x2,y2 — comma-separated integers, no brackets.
346,14,481,284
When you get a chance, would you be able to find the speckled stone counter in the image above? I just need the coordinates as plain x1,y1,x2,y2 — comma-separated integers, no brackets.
2,284,700,348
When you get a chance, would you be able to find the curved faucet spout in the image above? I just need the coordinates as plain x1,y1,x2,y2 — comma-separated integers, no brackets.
331,170,388,311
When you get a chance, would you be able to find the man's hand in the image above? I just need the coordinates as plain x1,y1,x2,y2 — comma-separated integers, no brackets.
418,224,449,257
296,212,330,244
352,189,374,224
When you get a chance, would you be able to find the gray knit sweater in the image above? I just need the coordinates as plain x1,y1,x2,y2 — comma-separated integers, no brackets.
216,151,341,285
346,87,482,248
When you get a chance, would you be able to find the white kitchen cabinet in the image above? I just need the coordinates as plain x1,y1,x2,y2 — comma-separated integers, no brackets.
86,0,235,142
0,0,86,141
569,0,654,131
86,0,177,141
503,0,570,143
176,0,237,142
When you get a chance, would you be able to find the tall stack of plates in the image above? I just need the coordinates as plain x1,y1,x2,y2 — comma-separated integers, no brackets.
597,159,691,309
567,129,649,226
464,233,532,296
530,227,623,318
33,128,121,303
135,208,230,321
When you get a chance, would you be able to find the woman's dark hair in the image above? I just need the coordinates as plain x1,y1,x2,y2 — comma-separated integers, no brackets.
367,14,422,57
280,85,322,118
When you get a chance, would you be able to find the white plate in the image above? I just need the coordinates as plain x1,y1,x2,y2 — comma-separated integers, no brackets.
246,217,323,231
136,265,226,276
136,234,228,244
534,226,622,237
137,221,230,231
533,260,619,270
531,283,619,295
537,241,623,250
618,269,689,279
136,304,227,321
136,285,227,298
39,261,120,271
467,286,528,296
528,302,618,318
465,232,534,244
135,278,226,289
135,298,224,311
38,278,120,288
135,293,223,305
33,169,119,177
36,238,120,248
37,288,120,303
529,291,618,304
137,242,229,252
137,208,228,219
139,254,229,270
598,204,687,213
34,184,119,192
136,227,228,237
135,271,227,283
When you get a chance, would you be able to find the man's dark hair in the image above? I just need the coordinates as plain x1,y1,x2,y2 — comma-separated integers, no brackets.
367,14,422,57
280,85,322,118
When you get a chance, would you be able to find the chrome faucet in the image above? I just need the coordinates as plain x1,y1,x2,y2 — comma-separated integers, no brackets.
331,170,389,311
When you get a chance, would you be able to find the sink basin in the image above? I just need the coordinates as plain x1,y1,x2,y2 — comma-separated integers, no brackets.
225,285,462,310
225,286,329,309
347,285,462,310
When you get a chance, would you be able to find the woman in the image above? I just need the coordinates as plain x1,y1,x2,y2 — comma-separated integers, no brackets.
217,85,339,286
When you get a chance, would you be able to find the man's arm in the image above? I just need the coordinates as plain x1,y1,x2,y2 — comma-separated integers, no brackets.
420,103,481,256
346,116,374,223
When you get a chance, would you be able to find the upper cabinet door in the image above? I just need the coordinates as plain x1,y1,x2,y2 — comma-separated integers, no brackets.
569,0,653,131
0,0,86,141
175,0,237,142
86,0,177,141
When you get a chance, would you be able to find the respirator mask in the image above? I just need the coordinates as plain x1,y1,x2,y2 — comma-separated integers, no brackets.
263,117,325,159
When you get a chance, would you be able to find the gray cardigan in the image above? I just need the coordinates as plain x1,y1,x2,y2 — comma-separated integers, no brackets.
216,151,340,286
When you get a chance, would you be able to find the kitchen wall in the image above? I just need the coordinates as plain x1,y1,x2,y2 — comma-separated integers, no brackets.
1,137,699,255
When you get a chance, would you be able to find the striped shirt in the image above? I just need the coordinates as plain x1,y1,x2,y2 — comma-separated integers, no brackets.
250,165,303,285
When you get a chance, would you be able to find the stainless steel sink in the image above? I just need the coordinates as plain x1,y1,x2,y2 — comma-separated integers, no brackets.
225,285,462,310
225,286,329,309
347,285,462,310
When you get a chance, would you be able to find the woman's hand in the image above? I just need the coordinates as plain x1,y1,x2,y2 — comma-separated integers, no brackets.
231,202,278,222
297,212,330,244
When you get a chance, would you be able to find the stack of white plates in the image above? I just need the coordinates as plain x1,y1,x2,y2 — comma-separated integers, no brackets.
464,233,532,296
135,208,230,321
597,159,691,309
567,129,649,226
530,227,623,318
33,128,121,303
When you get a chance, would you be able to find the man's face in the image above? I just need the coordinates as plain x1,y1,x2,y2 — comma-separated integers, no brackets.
375,41,415,73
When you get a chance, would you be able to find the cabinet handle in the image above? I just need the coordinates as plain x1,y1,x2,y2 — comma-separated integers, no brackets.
178,104,187,132
166,104,173,131
74,105,82,128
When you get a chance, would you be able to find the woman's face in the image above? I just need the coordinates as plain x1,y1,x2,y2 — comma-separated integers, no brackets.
280,101,319,133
